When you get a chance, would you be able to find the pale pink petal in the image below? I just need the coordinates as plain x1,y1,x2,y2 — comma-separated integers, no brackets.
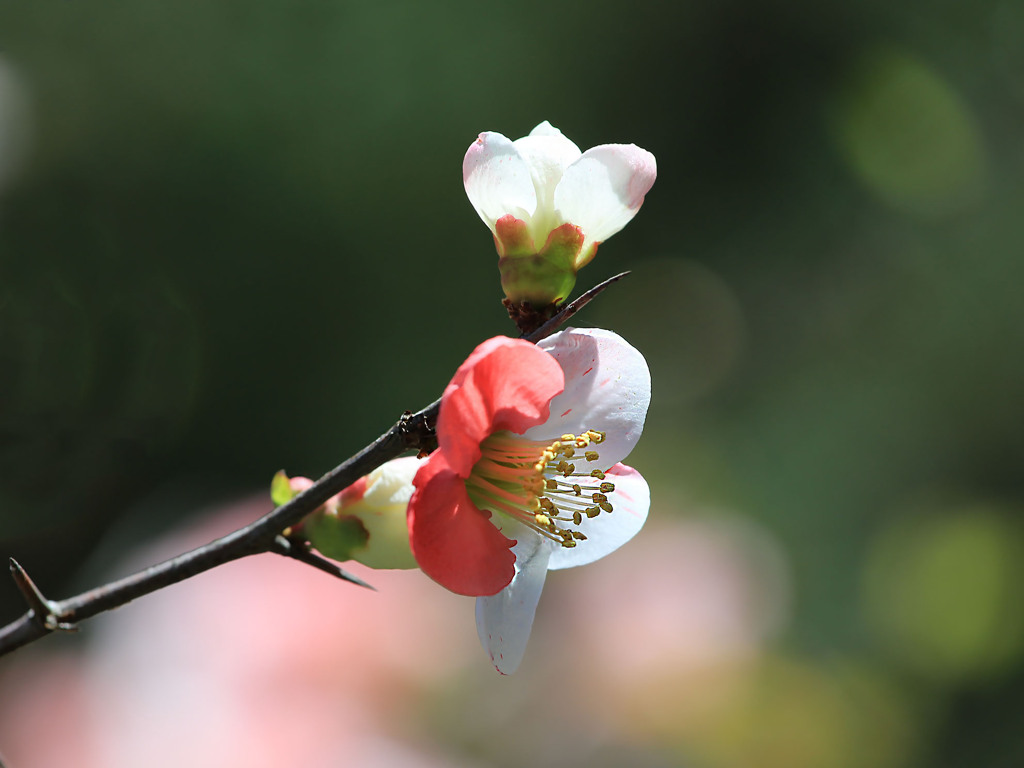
526,327,651,469
547,463,649,570
349,456,421,570
361,455,420,507
475,531,554,674
555,144,657,261
463,131,537,229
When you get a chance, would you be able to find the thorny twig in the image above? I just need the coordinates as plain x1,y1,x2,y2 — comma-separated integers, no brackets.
0,272,628,658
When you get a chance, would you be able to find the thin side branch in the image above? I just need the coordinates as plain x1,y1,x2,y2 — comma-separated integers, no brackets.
0,275,623,658
527,271,630,341
270,535,376,590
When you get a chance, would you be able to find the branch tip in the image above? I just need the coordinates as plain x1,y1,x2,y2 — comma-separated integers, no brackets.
525,270,631,343
10,558,49,614
9,558,75,631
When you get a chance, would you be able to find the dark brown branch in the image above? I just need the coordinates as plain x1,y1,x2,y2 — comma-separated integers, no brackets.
0,416,416,657
0,274,622,658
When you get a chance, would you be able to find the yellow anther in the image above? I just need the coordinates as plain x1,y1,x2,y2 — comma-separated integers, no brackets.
466,427,618,553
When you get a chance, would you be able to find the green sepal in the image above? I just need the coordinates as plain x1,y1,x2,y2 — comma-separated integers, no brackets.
270,470,294,506
305,512,370,562
498,222,584,307
499,255,577,307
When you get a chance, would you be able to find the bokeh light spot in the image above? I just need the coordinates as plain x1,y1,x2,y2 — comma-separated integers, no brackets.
592,256,745,405
832,48,987,215
862,504,1024,683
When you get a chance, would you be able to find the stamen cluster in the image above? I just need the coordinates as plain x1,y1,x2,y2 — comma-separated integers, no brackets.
467,429,616,548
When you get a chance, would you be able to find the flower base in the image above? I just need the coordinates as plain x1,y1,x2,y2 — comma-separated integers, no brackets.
501,297,561,335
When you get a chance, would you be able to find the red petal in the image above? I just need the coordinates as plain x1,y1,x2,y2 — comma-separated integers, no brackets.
438,337,564,476
409,455,516,596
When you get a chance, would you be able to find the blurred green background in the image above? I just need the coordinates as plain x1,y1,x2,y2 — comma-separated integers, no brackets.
2,0,1023,765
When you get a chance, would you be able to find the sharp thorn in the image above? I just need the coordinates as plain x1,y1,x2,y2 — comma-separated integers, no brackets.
9,558,60,627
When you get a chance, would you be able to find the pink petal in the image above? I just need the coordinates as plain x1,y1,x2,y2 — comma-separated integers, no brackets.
463,131,537,231
554,143,657,264
408,455,516,596
547,463,650,570
437,336,564,477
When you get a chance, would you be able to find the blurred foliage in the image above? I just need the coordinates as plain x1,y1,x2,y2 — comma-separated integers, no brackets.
2,0,1023,765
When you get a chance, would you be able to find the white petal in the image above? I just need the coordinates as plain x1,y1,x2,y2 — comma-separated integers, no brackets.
463,131,538,229
527,327,651,468
548,463,650,570
512,126,581,222
554,143,657,253
528,120,563,138
362,456,420,506
475,532,554,674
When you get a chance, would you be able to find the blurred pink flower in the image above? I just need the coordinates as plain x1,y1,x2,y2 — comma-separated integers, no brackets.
568,517,789,683
0,494,475,768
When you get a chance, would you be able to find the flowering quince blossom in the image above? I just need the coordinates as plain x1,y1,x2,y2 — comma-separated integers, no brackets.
274,457,421,570
408,327,651,673
464,121,657,307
